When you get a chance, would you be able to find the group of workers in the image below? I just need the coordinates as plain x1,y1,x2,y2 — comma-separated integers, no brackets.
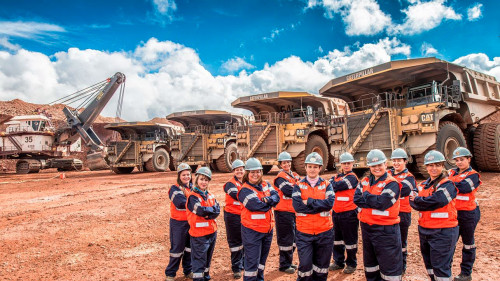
164,146,481,281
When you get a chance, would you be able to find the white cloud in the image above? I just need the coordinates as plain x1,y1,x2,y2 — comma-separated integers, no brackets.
0,20,65,39
152,0,177,21
389,0,462,35
420,42,438,56
0,37,411,121
220,57,255,74
453,53,500,81
467,3,483,21
263,28,285,42
0,37,20,51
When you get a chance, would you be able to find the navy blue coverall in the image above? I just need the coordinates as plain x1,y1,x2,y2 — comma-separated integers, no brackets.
223,178,244,274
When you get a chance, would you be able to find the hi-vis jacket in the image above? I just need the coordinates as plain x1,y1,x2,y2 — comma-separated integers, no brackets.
274,170,301,213
169,183,192,221
388,168,416,213
186,188,220,237
292,177,335,235
354,173,402,226
330,171,359,213
410,176,458,229
224,176,244,215
448,167,481,211
237,181,280,233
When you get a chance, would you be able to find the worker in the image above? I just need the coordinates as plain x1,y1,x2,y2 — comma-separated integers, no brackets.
388,148,416,275
186,167,220,281
273,151,301,274
238,157,280,281
329,152,359,274
353,149,403,281
223,159,246,279
165,163,194,281
409,150,459,281
449,147,481,281
292,152,335,281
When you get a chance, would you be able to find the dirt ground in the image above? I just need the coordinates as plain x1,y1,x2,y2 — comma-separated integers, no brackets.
0,168,499,281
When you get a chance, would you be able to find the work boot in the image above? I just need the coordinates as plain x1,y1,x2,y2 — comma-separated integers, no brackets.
165,276,175,281
184,272,193,279
454,274,472,281
233,271,242,279
279,267,296,274
343,265,356,274
290,264,298,270
329,263,344,271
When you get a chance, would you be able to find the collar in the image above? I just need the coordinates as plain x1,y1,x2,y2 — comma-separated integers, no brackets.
193,186,208,198
390,168,408,176
454,166,472,175
424,174,445,189
233,176,243,184
246,181,264,191
369,172,388,186
301,176,324,187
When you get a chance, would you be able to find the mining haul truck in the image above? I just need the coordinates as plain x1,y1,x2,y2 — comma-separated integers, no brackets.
319,57,500,175
231,91,348,175
166,110,247,173
104,122,178,174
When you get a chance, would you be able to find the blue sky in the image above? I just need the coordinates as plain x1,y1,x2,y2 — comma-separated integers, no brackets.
0,0,499,120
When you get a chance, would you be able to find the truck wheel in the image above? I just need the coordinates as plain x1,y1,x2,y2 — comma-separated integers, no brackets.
263,165,273,174
473,123,500,172
414,146,434,178
216,142,238,173
152,148,170,172
111,167,134,174
327,152,336,171
168,153,175,171
292,152,306,176
305,135,329,173
210,162,219,172
16,160,41,174
144,158,155,172
436,121,467,169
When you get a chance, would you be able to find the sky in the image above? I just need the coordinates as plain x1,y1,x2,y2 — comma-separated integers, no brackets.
0,0,499,121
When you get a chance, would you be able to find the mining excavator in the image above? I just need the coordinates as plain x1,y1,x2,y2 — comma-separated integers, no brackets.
0,72,126,174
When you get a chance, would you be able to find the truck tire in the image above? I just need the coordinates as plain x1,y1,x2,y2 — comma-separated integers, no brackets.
152,148,170,172
111,167,134,174
473,123,500,172
292,152,306,176
263,165,273,174
168,153,175,171
305,135,329,173
216,142,238,173
414,146,434,178
436,121,467,169
16,159,41,174
144,158,155,172
327,152,336,171
210,162,219,172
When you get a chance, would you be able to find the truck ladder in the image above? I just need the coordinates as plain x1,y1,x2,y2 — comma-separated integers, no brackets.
247,124,274,158
348,108,386,155
7,136,23,151
114,141,133,163
180,135,201,161
388,109,399,150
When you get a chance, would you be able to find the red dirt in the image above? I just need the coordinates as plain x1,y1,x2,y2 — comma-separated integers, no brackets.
0,169,498,281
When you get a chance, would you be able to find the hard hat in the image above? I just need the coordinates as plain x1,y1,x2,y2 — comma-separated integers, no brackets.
278,151,292,162
424,150,446,165
177,162,191,173
366,149,387,166
305,152,323,166
391,148,408,160
245,158,263,171
452,147,472,159
196,167,212,180
339,152,354,163
231,159,245,170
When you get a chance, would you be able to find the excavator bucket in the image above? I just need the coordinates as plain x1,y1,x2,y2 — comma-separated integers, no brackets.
87,151,109,171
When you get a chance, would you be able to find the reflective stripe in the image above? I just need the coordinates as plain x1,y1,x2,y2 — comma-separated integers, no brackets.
185,247,191,252
251,214,266,220
244,270,258,277
391,198,396,204
337,196,349,201
243,193,257,207
402,247,407,252
279,181,290,189
282,195,291,200
372,210,389,216
233,201,241,205
365,265,379,272
427,268,434,275
296,213,307,217
456,195,469,201
196,222,209,228
380,273,402,280
292,191,301,197
320,211,330,217
298,269,313,277
230,245,243,252
193,272,204,278
435,277,452,281
170,252,183,258
345,244,357,249
325,190,334,197
343,178,353,189
381,189,396,197
227,187,238,194
193,202,201,214
437,187,452,203
204,268,209,272
431,212,449,218
175,207,186,211
464,244,476,249
465,178,475,190
334,240,345,245
402,179,414,189
299,184,308,190
258,264,265,270
170,190,183,200
313,265,328,274
279,245,294,251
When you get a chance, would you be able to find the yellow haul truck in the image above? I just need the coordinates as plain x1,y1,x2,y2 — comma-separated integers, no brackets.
166,110,247,172
231,91,347,175
319,57,500,175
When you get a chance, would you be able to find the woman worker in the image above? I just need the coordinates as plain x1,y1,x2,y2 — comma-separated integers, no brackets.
292,152,335,281
329,152,359,275
388,148,417,275
273,151,301,274
223,159,246,279
186,167,220,281
409,150,459,281
165,163,194,281
237,158,280,281
448,147,481,281
353,149,403,281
